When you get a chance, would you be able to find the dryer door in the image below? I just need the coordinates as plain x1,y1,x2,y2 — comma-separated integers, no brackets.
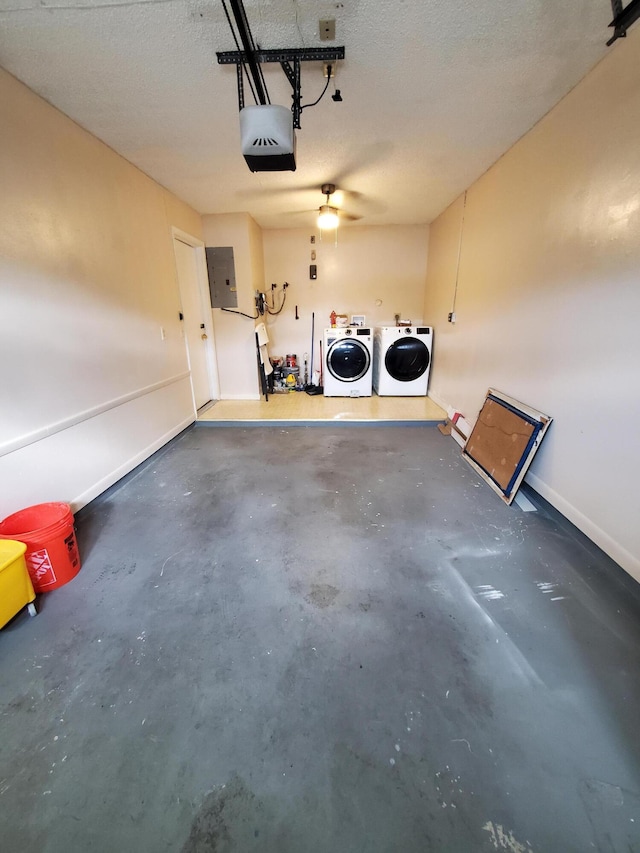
327,339,371,382
384,337,430,382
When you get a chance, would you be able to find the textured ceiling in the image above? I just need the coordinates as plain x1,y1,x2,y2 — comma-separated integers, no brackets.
0,0,613,228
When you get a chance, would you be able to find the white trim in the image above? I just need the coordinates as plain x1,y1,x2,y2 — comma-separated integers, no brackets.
525,472,640,583
171,227,220,402
0,372,191,458
427,390,450,414
429,388,638,581
70,415,195,511
171,227,204,248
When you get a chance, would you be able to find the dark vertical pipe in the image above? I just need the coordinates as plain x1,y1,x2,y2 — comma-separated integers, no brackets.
229,0,267,105
309,312,315,381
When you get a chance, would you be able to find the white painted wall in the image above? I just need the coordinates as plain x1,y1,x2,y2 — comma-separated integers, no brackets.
262,226,429,375
0,69,202,518
423,32,640,581
201,213,265,400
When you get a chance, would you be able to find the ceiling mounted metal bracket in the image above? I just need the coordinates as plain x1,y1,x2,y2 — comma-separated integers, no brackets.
217,47,345,65
217,46,345,128
235,63,245,113
279,59,302,129
606,0,640,45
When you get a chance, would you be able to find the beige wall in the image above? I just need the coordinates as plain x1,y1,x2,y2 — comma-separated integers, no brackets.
263,225,429,375
423,32,640,580
0,69,203,517
201,213,265,400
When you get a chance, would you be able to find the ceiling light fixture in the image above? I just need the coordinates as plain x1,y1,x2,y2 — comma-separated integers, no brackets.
318,205,339,230
318,184,340,230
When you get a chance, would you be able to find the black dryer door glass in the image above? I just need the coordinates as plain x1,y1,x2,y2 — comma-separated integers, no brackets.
385,337,429,382
327,340,370,382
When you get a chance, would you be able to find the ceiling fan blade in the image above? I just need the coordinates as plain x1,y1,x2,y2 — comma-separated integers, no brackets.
235,181,321,201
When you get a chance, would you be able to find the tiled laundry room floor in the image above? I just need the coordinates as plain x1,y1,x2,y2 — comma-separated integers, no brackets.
198,392,446,425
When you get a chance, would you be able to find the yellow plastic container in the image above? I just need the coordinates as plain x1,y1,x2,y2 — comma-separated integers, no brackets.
0,540,36,628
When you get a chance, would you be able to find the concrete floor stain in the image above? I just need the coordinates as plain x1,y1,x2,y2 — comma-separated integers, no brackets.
306,583,339,609
181,776,255,853
3,426,640,852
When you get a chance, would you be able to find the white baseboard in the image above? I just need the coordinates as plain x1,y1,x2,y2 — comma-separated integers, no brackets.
429,390,640,583
525,472,640,583
220,393,261,401
71,415,195,511
427,390,449,413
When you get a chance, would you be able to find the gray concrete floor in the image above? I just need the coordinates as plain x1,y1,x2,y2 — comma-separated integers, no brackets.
2,425,640,852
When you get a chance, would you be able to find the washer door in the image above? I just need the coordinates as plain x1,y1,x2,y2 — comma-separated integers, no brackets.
385,337,430,382
327,339,371,382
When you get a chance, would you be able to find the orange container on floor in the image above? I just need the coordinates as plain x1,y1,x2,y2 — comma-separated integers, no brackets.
0,540,36,627
0,502,81,592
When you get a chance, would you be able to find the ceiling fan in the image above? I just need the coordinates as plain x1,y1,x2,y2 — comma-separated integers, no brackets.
235,179,367,226
316,183,360,229
318,183,340,229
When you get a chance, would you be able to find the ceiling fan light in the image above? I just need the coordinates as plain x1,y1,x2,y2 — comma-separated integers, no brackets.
318,204,339,230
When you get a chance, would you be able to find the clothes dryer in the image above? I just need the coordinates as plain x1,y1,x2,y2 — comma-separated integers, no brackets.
373,326,433,396
323,327,373,397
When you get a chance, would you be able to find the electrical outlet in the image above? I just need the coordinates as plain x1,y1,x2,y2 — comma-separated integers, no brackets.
319,19,335,40
448,312,456,323
310,235,315,243
323,63,333,78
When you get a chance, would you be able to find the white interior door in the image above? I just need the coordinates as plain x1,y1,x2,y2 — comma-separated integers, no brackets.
173,237,213,409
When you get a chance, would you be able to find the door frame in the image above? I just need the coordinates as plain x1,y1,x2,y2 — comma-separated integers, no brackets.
171,227,220,407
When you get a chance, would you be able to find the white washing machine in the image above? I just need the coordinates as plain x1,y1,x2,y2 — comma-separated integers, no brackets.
323,327,373,397
373,325,433,396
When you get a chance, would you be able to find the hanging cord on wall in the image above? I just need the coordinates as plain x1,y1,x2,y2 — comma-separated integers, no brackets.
266,282,288,315
221,306,260,319
451,190,467,317
220,282,288,320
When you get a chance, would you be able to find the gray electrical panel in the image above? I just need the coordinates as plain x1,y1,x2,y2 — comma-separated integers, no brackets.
205,246,238,309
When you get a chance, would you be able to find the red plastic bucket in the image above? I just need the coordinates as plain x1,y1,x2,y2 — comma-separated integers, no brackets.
0,502,81,592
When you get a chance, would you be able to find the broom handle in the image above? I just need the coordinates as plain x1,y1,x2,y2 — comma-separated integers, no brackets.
309,312,315,381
